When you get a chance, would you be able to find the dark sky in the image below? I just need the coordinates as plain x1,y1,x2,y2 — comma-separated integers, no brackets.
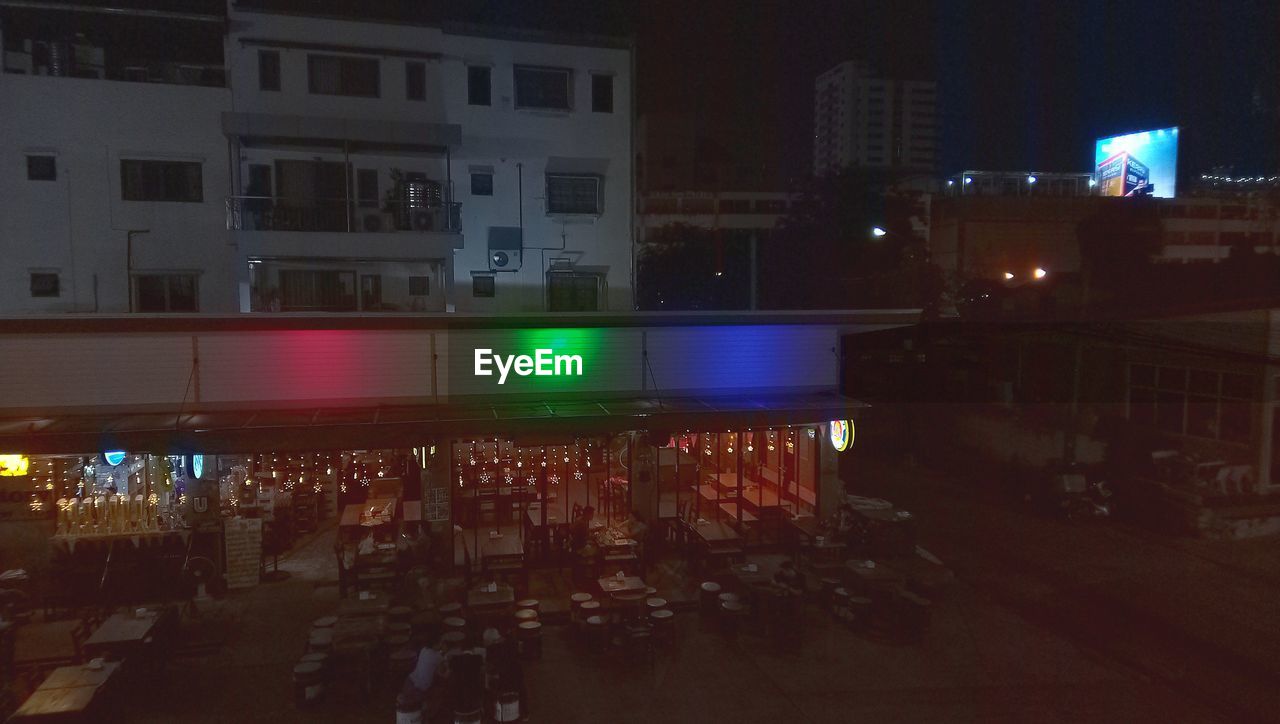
133,0,1280,178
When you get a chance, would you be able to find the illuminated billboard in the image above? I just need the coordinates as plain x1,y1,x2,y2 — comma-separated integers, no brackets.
1094,127,1178,198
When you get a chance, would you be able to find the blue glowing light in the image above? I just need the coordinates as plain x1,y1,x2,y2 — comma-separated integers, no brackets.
103,450,126,466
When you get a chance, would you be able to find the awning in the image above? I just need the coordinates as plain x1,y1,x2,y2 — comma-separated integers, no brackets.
0,392,865,455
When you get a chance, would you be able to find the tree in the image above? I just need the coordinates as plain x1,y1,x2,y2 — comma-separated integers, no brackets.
636,224,751,310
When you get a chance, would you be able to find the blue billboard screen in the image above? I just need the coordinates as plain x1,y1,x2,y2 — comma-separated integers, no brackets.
1094,127,1178,198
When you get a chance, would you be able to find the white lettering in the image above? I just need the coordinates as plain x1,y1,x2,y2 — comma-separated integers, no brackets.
494,353,516,385
534,348,553,376
475,349,493,376
556,354,583,376
513,355,533,376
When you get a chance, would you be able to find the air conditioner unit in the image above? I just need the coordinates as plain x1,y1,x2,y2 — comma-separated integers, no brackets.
489,249,522,272
410,208,435,231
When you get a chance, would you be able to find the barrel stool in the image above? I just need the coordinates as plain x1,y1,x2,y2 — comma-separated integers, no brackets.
312,615,337,630
388,646,417,682
831,587,852,623
388,605,413,624
577,599,601,635
443,617,467,641
307,627,333,654
453,707,483,724
649,608,675,647
645,597,668,613
570,592,594,625
516,620,543,660
819,578,840,606
387,621,412,638
611,591,646,623
719,600,746,637
585,615,609,653
292,661,324,708
514,608,538,626
515,599,540,615
438,602,463,617
441,630,467,650
299,652,329,682
699,581,722,620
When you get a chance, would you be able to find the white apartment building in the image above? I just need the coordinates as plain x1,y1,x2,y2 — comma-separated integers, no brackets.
0,2,633,315
813,61,938,177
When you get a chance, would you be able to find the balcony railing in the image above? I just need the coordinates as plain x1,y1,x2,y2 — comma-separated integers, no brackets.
226,197,461,233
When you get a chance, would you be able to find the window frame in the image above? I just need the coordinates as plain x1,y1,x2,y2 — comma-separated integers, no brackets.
132,273,199,313
120,159,203,203
307,53,380,98
470,172,494,197
514,65,572,111
472,275,496,298
26,155,56,181
547,272,601,312
356,169,379,208
29,272,60,298
545,174,602,215
467,65,491,106
258,49,281,91
408,275,431,296
590,73,614,113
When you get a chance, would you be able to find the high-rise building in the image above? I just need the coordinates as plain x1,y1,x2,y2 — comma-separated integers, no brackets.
812,61,938,177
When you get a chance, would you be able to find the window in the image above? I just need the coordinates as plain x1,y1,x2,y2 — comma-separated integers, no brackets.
278,270,355,311
134,274,198,312
360,274,382,310
548,273,599,312
514,66,571,110
467,66,491,106
27,155,56,181
471,172,493,196
120,160,202,202
258,50,280,91
546,174,600,215
29,272,59,297
405,61,425,101
718,199,750,213
1129,364,1254,442
591,73,613,113
473,275,495,298
307,54,379,97
408,276,430,296
357,169,379,208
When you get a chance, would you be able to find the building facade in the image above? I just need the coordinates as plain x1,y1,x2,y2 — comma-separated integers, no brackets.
812,61,938,177
0,3,634,316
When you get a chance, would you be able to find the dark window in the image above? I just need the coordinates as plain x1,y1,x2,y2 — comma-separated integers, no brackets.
546,174,600,214
278,270,355,311
134,274,198,312
591,73,613,113
405,61,425,101
360,274,382,310
514,66,571,110
718,199,751,213
357,169,379,208
121,160,202,202
408,276,430,296
1222,372,1254,398
471,172,493,196
467,66,491,106
753,199,787,214
258,50,280,91
548,274,599,312
307,54,379,97
473,275,495,298
27,155,56,181
29,272,59,297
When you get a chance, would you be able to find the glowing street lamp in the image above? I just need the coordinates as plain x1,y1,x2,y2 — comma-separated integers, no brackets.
1033,267,1048,280
1026,175,1037,184
1003,271,1015,281
871,226,888,238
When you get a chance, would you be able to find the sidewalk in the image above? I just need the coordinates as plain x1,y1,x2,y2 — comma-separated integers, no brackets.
852,454,1280,723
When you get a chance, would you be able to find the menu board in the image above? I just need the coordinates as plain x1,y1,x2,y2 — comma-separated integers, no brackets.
224,517,263,589
424,487,450,522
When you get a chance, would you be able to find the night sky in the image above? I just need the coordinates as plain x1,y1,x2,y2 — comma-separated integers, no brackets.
178,1,1280,178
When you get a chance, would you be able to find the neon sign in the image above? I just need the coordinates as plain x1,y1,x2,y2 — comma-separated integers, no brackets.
188,455,205,479
0,454,30,477
102,451,127,466
474,348,584,385
828,420,854,452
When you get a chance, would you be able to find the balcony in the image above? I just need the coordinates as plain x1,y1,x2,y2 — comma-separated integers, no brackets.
226,197,461,234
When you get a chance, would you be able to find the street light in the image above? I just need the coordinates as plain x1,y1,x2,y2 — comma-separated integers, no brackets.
871,226,888,238
1003,271,1015,281
1033,267,1048,280
1026,175,1037,184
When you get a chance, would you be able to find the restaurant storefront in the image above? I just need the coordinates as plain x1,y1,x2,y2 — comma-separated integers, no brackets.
0,311,915,588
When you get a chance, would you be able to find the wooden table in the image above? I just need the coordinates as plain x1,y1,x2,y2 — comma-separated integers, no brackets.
728,561,777,587
13,620,78,667
466,583,515,610
845,559,905,592
719,502,756,522
38,662,121,690
597,575,646,594
480,534,523,559
339,591,391,618
83,611,159,659
689,519,741,545
8,685,99,722
694,485,726,503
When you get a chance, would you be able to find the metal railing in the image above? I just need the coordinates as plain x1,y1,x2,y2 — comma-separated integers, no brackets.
226,197,461,233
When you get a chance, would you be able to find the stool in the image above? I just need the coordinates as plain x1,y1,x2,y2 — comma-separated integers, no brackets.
292,662,324,708
443,617,467,636
514,608,538,624
516,599,540,614
846,595,872,630
516,620,542,660
719,600,746,637
819,577,840,606
439,602,463,617
384,633,411,650
644,586,658,596
585,615,608,652
387,621,412,638
645,597,668,612
299,651,329,679
388,646,417,681
832,587,851,621
611,592,646,623
307,628,333,654
453,707,483,724
441,630,467,649
312,615,337,629
649,608,675,646
717,592,740,606
388,605,412,623
570,592,594,624
699,581,722,618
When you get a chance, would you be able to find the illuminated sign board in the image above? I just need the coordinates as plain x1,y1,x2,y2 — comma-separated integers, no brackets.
1094,127,1178,198
186,455,205,479
828,420,854,451
0,455,30,477
102,451,126,466
474,348,583,385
